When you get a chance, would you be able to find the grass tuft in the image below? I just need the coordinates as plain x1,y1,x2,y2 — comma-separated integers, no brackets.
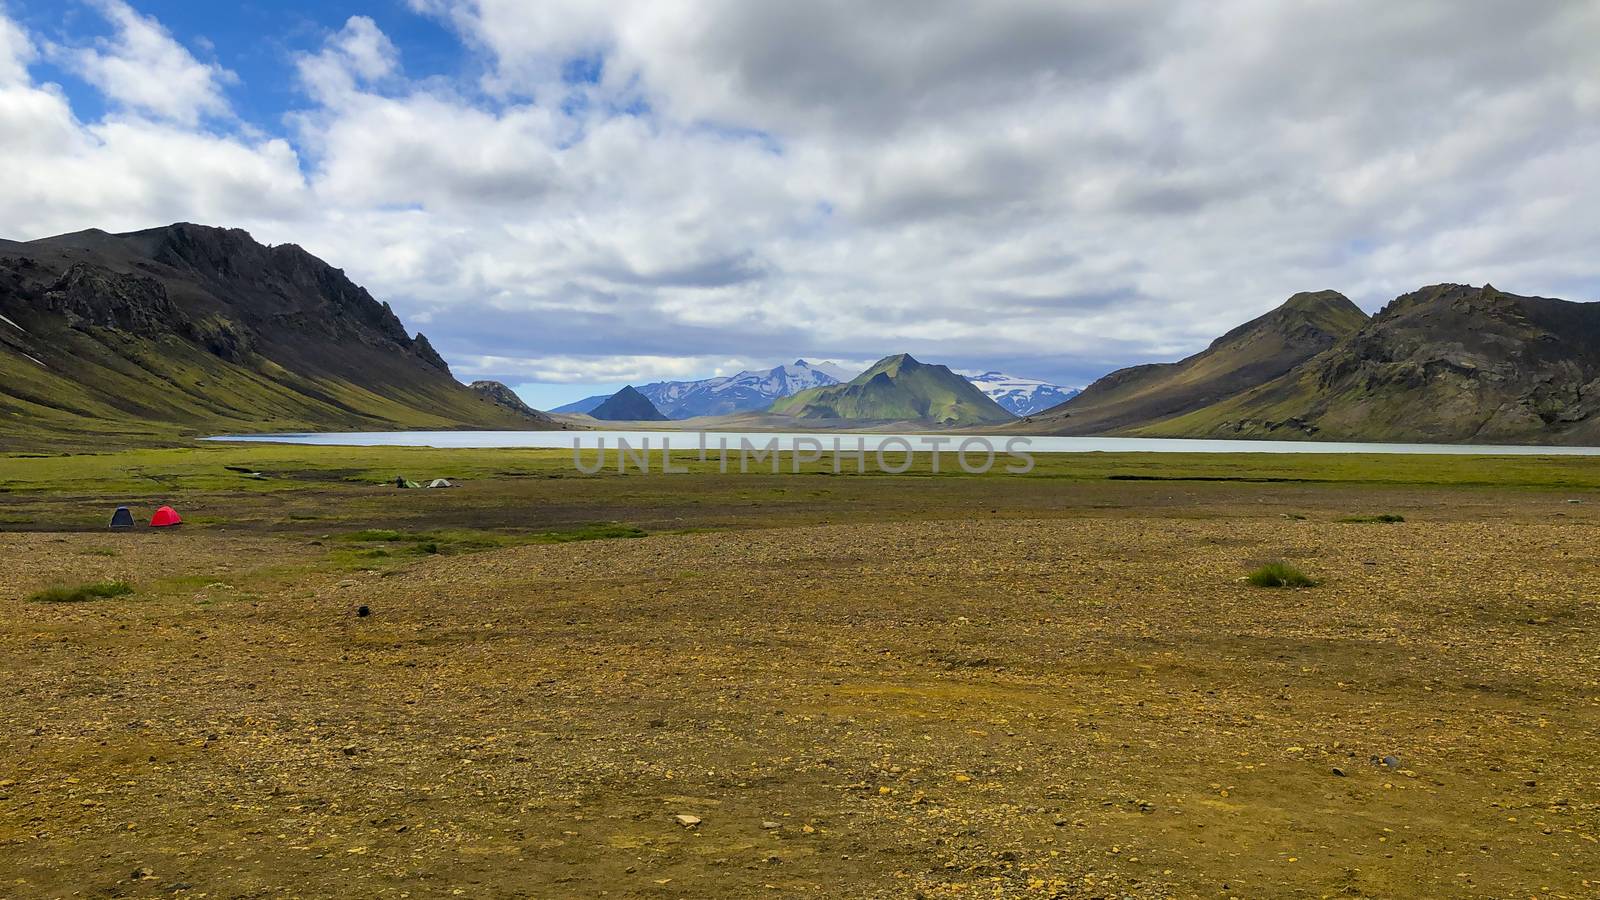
30,580,135,603
341,529,405,542
1337,513,1405,523
531,523,648,544
1245,562,1316,588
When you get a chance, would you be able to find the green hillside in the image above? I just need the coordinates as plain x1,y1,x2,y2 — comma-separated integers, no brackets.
770,354,1016,426
1026,291,1368,434
1133,284,1600,444
0,224,554,450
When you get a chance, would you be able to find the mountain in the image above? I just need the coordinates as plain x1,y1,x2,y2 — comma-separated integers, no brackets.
554,360,851,418
1026,290,1367,433
588,385,669,421
552,394,607,415
0,223,553,448
769,354,1016,426
965,371,1080,416
469,380,548,419
1140,284,1600,444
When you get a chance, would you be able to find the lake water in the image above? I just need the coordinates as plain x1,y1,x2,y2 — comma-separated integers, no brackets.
203,430,1600,456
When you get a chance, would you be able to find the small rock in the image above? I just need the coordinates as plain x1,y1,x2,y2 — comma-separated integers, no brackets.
337,580,359,588
356,606,370,617
132,867,154,880
1332,767,1347,777
1381,755,1400,769
761,821,781,830
673,814,701,828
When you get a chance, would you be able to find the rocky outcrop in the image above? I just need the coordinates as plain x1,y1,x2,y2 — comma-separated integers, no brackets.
44,263,189,336
469,380,550,420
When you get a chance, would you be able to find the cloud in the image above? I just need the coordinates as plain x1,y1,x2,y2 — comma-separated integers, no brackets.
2,2,1600,392
0,9,32,85
295,15,398,103
63,0,235,125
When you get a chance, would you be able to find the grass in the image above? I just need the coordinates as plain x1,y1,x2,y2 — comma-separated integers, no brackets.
1337,513,1406,523
530,523,648,543
341,529,406,542
6,444,1600,499
29,579,135,603
333,524,648,563
1245,562,1316,588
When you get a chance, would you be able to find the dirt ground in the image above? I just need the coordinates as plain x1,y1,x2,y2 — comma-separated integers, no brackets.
2,465,1598,898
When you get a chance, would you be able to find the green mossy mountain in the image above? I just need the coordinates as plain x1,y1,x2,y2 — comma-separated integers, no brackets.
1027,290,1368,435
769,354,1016,426
1142,284,1600,444
0,223,554,449
588,385,669,421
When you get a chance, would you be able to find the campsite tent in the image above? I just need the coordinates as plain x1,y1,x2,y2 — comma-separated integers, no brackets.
150,506,182,528
110,507,134,530
427,479,453,488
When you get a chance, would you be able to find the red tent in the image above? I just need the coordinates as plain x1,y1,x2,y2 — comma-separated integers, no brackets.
150,506,182,528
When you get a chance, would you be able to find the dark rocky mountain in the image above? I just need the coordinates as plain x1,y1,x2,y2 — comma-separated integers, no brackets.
1027,290,1368,434
588,385,669,421
469,380,546,418
1146,284,1600,444
770,354,1016,426
0,223,553,448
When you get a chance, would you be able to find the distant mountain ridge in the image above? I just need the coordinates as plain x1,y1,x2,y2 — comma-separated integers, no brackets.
1027,290,1367,433
965,371,1080,416
770,354,1016,426
1140,284,1600,444
1025,284,1600,445
0,222,553,448
555,360,850,418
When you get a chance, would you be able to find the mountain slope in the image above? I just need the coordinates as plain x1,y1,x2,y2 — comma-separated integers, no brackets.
555,360,850,418
1142,284,1600,444
1027,290,1367,434
0,223,553,448
769,354,1016,426
966,371,1080,416
588,385,669,421
552,394,608,415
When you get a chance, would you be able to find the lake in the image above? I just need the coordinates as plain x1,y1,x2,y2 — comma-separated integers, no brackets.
203,430,1600,456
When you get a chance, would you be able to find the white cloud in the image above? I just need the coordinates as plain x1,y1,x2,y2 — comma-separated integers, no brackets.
0,8,33,85
3,1,1600,393
295,16,398,103
64,0,235,125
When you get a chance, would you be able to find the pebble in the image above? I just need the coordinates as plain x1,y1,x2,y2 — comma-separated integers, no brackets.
1332,767,1347,777
673,814,702,828
356,606,370,617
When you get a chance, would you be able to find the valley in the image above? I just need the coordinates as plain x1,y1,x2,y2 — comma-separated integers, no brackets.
2,445,1597,898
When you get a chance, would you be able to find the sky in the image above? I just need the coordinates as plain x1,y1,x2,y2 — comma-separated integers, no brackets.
2,1,1599,410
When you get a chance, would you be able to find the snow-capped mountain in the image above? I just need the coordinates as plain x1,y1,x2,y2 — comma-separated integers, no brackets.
964,371,1080,416
555,360,853,418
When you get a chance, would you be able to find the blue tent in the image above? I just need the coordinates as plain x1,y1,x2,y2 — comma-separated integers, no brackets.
110,506,134,530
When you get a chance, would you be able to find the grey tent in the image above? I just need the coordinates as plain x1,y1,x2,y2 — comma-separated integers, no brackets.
110,506,134,530
426,479,454,488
